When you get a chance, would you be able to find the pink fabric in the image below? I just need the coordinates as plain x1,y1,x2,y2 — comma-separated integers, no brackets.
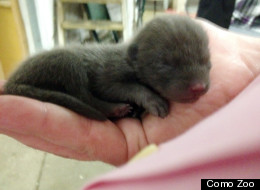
83,75,260,190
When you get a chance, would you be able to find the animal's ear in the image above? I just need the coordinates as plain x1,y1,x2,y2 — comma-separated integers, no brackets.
127,43,138,61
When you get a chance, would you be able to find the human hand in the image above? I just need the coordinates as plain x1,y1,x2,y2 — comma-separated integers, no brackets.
1,20,260,165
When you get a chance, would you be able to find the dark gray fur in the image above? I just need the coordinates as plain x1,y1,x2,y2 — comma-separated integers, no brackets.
4,15,211,121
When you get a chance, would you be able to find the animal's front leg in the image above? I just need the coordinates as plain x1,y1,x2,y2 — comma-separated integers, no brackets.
131,86,169,118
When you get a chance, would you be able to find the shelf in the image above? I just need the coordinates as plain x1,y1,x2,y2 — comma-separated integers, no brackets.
62,20,123,30
60,0,122,4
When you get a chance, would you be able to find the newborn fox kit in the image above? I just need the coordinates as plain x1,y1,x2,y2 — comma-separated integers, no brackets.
4,15,211,120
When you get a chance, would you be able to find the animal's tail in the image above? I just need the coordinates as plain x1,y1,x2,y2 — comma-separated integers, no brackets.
4,83,107,121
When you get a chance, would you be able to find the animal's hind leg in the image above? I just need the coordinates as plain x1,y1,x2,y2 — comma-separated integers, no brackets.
86,96,133,118
62,70,132,118
101,102,133,118
75,90,133,118
101,101,133,118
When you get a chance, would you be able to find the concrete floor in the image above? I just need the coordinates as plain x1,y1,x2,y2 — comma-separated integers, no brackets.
0,135,115,190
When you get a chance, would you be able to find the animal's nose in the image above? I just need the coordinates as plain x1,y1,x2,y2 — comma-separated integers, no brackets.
189,83,208,96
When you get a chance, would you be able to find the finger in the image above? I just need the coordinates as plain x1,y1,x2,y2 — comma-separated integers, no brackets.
115,118,148,160
0,95,128,165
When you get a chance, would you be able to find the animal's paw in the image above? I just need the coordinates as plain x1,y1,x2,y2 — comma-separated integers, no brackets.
145,97,169,118
111,103,133,118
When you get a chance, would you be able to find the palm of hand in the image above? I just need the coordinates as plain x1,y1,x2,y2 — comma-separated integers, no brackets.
0,20,260,165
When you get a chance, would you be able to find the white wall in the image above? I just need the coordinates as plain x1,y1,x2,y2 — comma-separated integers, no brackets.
19,0,55,54
34,0,55,50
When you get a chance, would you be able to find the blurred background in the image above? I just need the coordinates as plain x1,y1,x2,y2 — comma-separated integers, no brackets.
1,0,260,79
0,0,200,79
